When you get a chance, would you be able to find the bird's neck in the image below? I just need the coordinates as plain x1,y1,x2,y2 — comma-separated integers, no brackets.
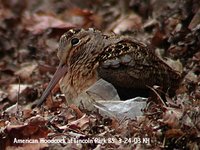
59,64,99,103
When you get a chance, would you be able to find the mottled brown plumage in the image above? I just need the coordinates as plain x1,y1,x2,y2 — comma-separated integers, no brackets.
37,28,181,106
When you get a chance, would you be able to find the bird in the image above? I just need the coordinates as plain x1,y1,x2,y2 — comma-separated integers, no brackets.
36,28,182,106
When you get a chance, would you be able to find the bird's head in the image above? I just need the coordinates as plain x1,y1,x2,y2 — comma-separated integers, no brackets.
37,28,105,106
58,28,103,66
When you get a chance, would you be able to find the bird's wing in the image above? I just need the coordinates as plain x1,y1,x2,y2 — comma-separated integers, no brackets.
97,39,181,89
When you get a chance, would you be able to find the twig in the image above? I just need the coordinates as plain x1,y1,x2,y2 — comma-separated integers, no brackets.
16,76,21,117
146,85,167,107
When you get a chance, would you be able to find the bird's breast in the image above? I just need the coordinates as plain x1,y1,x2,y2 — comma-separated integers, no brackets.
59,69,99,103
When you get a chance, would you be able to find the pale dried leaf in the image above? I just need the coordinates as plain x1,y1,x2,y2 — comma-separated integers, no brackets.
15,64,37,80
68,114,89,130
26,14,75,35
8,84,31,102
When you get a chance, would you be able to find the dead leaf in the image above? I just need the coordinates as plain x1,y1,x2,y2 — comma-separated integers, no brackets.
26,115,46,126
108,13,142,34
5,103,20,114
185,71,198,83
164,58,183,74
151,30,167,47
61,8,102,28
165,129,184,139
15,64,37,80
5,122,50,143
6,143,48,150
0,90,8,102
25,13,75,35
68,114,89,130
188,8,200,29
8,84,31,102
162,107,183,128
69,104,84,118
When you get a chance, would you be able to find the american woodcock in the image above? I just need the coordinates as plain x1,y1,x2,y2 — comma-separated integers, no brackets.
37,28,182,106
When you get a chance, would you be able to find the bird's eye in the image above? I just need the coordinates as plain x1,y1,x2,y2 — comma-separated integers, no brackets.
71,38,80,46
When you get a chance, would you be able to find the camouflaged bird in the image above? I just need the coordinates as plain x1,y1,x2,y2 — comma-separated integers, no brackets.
37,28,182,106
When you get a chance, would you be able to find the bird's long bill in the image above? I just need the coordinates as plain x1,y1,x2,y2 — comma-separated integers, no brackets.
36,63,68,106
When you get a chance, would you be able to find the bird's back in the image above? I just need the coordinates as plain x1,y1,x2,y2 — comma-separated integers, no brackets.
97,35,182,98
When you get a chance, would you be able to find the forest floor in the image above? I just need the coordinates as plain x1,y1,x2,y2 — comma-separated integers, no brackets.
0,0,200,149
